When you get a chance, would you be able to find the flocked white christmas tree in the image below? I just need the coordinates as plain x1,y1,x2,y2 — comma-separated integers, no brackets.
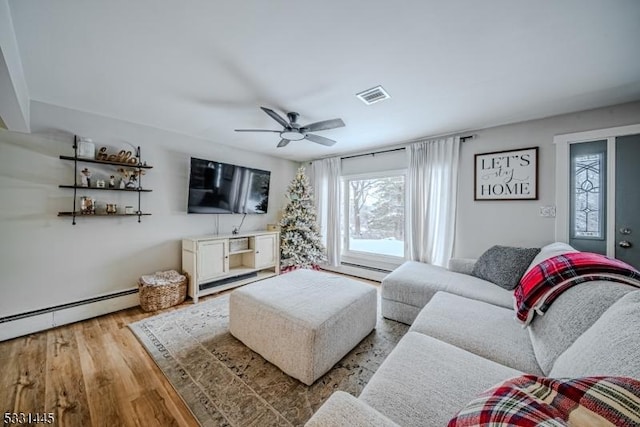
279,166,327,271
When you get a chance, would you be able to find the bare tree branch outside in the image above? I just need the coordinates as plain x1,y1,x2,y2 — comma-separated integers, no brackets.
347,175,405,257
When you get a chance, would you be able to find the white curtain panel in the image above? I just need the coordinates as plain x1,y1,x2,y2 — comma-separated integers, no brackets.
310,157,342,266
407,137,460,266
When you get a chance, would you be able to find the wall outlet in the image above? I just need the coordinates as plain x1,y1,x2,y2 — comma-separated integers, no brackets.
539,206,556,218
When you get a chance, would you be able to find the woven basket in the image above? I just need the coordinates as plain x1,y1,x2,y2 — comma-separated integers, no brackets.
138,271,188,312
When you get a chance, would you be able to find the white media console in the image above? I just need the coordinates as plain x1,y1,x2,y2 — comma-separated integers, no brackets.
182,231,280,302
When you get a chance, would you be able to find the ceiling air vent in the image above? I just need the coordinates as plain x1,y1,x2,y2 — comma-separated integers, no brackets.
356,85,390,105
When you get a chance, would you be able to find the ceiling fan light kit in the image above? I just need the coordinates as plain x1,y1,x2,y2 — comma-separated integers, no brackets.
280,131,305,141
235,107,345,148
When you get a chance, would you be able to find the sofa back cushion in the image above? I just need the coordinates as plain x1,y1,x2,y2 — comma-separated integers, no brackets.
550,291,640,378
528,280,634,374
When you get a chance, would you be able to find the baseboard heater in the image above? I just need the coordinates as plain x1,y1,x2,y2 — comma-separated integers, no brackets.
340,262,392,273
0,288,138,324
199,271,258,291
0,288,140,342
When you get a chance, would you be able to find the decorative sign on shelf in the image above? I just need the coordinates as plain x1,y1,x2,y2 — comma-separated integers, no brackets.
474,147,538,200
96,147,140,164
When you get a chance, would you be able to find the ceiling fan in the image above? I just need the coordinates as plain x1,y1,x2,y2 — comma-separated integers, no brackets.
235,107,345,148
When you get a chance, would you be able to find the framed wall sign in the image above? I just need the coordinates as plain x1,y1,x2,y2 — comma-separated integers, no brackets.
474,147,538,200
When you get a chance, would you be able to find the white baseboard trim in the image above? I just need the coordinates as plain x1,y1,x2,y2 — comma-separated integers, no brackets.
0,288,139,342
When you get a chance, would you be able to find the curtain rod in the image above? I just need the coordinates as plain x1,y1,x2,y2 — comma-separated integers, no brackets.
340,147,405,160
337,134,475,161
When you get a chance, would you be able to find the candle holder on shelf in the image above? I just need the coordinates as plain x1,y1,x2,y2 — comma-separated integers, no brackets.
80,196,95,215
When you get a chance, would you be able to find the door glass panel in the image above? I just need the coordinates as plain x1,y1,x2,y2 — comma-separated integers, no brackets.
573,153,604,238
569,140,607,254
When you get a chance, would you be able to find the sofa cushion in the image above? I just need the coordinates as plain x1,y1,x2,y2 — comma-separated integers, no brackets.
449,375,640,426
380,298,422,326
382,261,512,318
410,292,542,374
305,391,400,427
447,258,477,275
528,280,635,374
359,332,522,427
471,245,540,290
550,291,640,378
523,241,577,275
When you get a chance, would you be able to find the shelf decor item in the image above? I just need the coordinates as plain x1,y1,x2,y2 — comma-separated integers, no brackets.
105,203,117,214
77,137,95,159
97,147,139,164
80,167,91,187
138,270,188,312
80,196,95,214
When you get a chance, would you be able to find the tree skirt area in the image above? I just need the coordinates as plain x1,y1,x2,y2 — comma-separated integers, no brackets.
128,293,408,426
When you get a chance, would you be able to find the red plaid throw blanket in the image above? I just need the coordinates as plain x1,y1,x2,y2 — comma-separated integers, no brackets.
514,252,640,325
449,375,640,426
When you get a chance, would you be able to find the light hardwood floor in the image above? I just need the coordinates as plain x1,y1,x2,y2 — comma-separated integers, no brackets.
1,274,380,427
0,297,211,427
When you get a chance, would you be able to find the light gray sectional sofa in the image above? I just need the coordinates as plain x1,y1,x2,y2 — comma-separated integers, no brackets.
380,259,513,324
306,243,640,426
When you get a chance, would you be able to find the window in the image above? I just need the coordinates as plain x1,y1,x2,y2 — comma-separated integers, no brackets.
342,173,405,260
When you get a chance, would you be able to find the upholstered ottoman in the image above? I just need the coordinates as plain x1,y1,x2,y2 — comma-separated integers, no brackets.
229,269,377,385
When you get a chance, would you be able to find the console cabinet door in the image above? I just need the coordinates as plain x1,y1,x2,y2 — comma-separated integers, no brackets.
254,234,277,269
197,240,227,281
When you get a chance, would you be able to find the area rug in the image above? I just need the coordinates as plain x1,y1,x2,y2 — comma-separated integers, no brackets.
129,293,408,427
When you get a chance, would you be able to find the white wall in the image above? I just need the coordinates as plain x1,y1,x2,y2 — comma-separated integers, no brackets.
0,0,30,132
0,101,298,318
455,101,640,258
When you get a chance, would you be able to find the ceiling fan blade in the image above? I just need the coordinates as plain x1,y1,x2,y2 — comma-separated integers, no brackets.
277,139,290,148
234,129,280,132
302,118,345,132
260,107,289,128
305,133,337,146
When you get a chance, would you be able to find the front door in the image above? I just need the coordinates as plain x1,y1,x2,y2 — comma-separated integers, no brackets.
567,133,639,269
615,134,640,269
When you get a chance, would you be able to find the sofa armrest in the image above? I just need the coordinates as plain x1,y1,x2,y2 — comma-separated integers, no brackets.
305,391,400,427
447,258,477,275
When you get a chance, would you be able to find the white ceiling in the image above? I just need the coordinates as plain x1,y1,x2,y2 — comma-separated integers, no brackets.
6,0,640,161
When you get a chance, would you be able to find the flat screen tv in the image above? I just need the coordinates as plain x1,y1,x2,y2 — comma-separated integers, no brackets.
187,157,271,214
